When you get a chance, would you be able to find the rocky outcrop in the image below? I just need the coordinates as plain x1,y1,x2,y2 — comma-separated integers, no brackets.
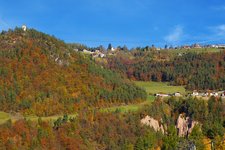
140,115,165,134
141,114,198,137
176,114,198,137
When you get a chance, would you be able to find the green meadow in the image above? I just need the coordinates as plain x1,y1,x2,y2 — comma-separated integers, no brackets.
134,81,186,95
160,48,223,55
0,82,186,121
0,111,11,124
100,95,155,113
23,114,77,122
100,81,186,113
0,112,77,125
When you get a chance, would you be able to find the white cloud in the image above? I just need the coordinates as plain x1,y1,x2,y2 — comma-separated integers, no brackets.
192,25,225,44
213,24,225,36
211,5,225,11
164,25,184,43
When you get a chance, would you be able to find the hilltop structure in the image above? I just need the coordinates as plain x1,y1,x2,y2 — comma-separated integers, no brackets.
22,25,27,31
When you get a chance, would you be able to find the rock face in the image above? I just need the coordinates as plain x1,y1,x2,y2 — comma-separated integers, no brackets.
140,115,164,134
176,114,198,137
141,114,198,137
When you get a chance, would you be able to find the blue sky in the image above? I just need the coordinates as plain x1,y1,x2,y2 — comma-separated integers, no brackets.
0,0,225,48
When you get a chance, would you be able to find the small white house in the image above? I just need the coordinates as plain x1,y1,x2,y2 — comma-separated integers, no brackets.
217,44,225,49
213,92,219,97
95,50,100,53
178,53,183,57
209,93,214,96
174,92,182,97
99,53,105,58
203,92,209,97
92,52,105,58
111,47,116,51
210,45,218,48
83,49,94,54
156,94,169,97
192,91,199,96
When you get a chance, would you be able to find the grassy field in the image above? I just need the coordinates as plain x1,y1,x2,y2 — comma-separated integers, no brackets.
160,48,223,55
24,114,77,122
100,95,155,113
0,111,77,125
134,81,186,95
0,111,11,124
0,82,186,120
100,81,186,113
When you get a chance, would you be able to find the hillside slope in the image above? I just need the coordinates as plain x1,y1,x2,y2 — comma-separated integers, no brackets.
0,28,146,116
103,49,225,90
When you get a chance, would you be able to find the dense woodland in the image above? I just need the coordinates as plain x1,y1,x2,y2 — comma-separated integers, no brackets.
0,96,224,149
0,28,146,116
103,48,225,90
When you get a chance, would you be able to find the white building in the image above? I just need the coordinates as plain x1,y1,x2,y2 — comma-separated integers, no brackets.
210,45,218,48
83,49,94,54
99,53,105,58
217,44,225,48
111,47,116,51
156,93,170,97
210,44,225,49
174,92,182,97
192,91,199,96
213,92,219,97
22,25,27,31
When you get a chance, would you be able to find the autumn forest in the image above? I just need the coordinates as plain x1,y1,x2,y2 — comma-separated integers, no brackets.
0,28,224,150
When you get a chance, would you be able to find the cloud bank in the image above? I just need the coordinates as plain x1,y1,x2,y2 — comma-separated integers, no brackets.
213,24,225,36
164,25,184,44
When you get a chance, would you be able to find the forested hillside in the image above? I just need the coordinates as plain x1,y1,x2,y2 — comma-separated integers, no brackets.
104,49,225,90
0,28,224,150
0,96,224,149
0,28,146,116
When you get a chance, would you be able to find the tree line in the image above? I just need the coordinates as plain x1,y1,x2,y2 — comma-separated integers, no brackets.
104,50,225,90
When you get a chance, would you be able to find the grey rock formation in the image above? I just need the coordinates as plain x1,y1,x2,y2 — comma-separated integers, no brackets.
140,115,165,134
176,114,198,137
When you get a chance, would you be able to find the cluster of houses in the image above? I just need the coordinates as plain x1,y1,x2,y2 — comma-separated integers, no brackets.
74,49,106,58
180,44,225,49
155,90,225,99
155,92,182,97
209,44,225,49
180,44,202,49
73,42,225,59
164,43,225,50
191,90,225,98
73,46,120,58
